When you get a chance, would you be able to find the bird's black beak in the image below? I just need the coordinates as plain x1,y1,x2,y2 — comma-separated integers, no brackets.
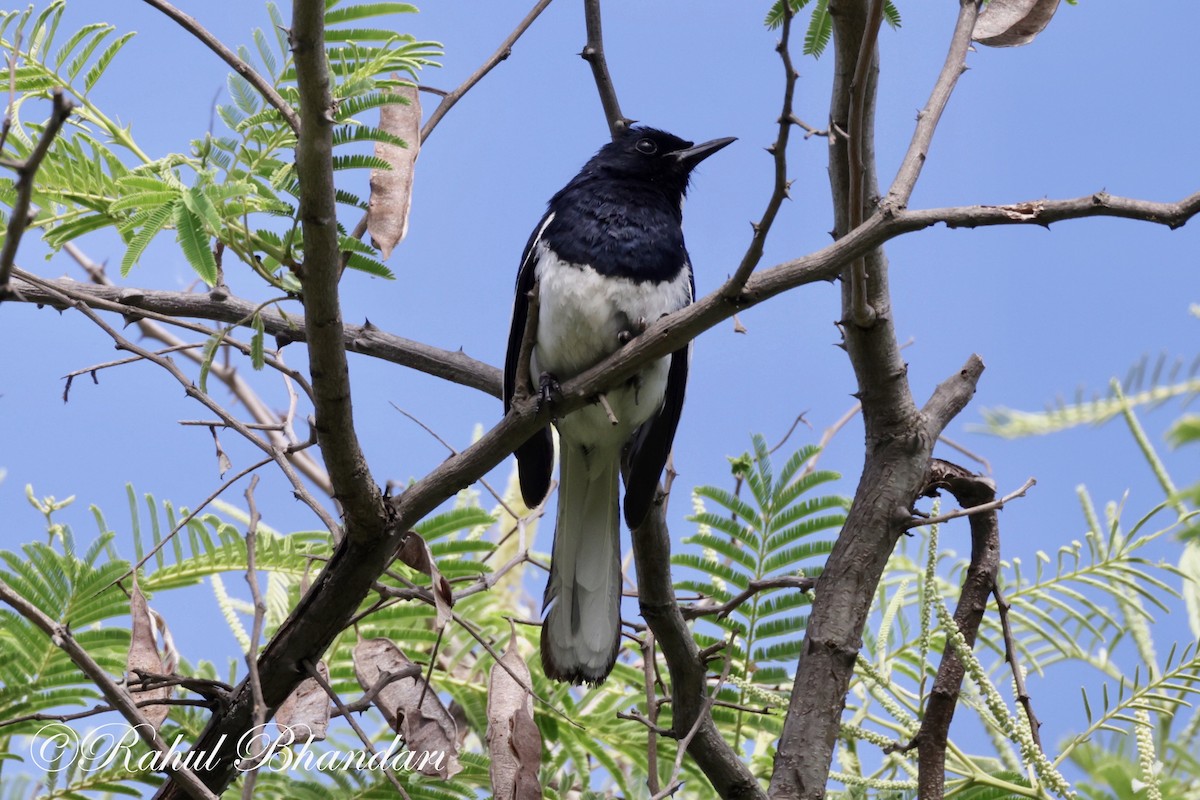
671,136,736,168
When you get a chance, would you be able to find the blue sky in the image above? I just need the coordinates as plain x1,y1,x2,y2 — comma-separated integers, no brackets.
1,0,1197,792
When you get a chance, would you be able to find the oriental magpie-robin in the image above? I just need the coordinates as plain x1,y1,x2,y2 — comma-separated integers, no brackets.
503,126,734,684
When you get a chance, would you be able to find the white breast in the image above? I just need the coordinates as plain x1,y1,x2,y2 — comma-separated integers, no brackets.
531,242,691,456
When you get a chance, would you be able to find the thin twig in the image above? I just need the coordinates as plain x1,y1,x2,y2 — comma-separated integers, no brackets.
906,477,1036,529
390,402,522,521
0,89,72,290
581,0,630,139
240,475,266,800
992,579,1043,751
139,0,300,134
0,578,219,800
937,433,993,474
723,0,797,296
20,272,340,537
884,0,981,209
799,401,862,480
642,631,661,795
301,659,412,799
681,575,815,621
421,0,554,143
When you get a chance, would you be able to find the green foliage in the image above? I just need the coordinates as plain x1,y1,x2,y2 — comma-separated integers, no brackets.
676,435,847,774
765,0,902,58
0,1,441,289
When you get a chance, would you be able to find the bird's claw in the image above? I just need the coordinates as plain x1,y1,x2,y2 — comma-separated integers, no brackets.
617,317,649,345
538,372,562,410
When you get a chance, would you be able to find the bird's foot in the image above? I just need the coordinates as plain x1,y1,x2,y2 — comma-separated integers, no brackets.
617,316,649,345
538,372,562,410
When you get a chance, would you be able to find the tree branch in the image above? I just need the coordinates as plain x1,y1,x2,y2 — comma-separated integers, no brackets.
631,494,767,799
420,0,555,143
140,0,301,134
909,459,1000,800
883,0,980,210
581,0,630,139
723,1,798,296
0,89,72,291
845,0,883,327
291,0,386,537
8,270,502,397
0,578,218,800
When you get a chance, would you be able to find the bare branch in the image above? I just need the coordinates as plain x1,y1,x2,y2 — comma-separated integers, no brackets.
723,1,799,296
11,269,501,397
421,0,555,143
681,576,815,621
0,89,72,290
292,0,387,536
906,476,1035,529
630,493,766,798
884,0,981,209
908,459,1000,800
845,0,884,327
140,0,301,134
581,0,630,139
993,580,1042,751
0,578,219,800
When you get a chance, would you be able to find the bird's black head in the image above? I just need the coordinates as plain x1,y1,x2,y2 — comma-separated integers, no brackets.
581,126,736,196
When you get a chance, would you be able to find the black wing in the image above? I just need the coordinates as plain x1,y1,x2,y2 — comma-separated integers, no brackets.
504,214,554,508
622,343,689,528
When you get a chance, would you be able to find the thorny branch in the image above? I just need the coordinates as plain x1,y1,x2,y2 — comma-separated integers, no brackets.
581,0,630,139
0,89,72,290
62,243,335,496
421,0,555,142
140,0,301,134
4,2,1196,798
723,0,798,296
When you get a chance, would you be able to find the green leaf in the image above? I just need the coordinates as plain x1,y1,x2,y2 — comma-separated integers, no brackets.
198,331,222,396
324,3,419,27
250,312,265,371
227,69,260,116
882,0,902,30
120,201,174,276
804,0,832,58
173,202,218,285
764,0,813,30
65,25,114,82
83,31,135,93
181,185,223,234
344,251,394,279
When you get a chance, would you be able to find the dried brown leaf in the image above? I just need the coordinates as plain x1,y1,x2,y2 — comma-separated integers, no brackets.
486,623,542,800
276,660,330,741
352,638,462,779
396,530,452,628
973,0,1062,47
367,80,420,259
126,577,172,729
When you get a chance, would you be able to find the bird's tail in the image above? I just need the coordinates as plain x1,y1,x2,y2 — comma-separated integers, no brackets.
541,442,622,685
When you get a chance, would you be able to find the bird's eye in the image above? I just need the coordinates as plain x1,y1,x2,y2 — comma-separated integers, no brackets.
635,138,658,155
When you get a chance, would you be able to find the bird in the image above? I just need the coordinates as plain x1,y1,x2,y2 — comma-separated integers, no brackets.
503,125,735,685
